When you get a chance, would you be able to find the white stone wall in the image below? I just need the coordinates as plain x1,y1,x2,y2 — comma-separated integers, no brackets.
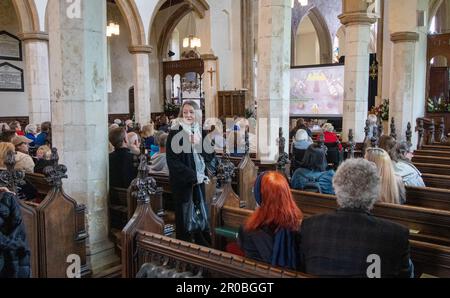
0,0,28,117
107,3,134,114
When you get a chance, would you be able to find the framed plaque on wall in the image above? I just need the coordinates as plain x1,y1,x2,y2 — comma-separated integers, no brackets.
0,31,22,61
0,62,24,92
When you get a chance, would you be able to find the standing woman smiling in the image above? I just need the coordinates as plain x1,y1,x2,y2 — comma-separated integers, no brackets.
166,101,214,246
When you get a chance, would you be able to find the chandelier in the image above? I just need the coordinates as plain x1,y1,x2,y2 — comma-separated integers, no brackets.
291,0,308,8
106,22,120,37
182,12,201,49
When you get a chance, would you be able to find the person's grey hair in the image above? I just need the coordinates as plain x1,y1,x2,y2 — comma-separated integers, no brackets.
25,124,37,134
333,158,381,211
368,114,378,125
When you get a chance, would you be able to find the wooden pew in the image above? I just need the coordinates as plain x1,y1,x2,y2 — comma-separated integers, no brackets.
406,186,450,211
214,204,450,278
415,150,450,158
132,231,310,278
25,173,52,198
3,150,91,278
414,163,450,176
422,173,450,189
413,155,450,166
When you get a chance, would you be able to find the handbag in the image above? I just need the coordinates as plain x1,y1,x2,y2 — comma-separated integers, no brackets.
184,185,209,233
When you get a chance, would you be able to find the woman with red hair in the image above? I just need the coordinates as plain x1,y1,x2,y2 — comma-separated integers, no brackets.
238,172,303,269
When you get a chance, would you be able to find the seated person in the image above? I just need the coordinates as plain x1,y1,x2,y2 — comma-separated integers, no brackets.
127,132,141,156
321,123,343,151
109,128,137,189
291,144,335,195
24,124,37,147
11,136,35,173
365,148,406,205
292,129,313,150
149,133,169,175
298,159,413,278
238,172,303,269
34,121,51,147
290,118,312,139
34,145,53,174
0,187,31,278
379,136,425,188
140,124,155,152
9,121,24,136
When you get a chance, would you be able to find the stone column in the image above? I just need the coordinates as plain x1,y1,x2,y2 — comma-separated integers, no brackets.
339,2,377,142
129,45,152,125
241,0,256,110
389,32,419,139
19,32,51,124
48,0,117,274
256,0,291,163
201,53,219,119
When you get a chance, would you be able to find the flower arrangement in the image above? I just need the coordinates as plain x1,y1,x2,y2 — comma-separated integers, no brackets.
427,97,450,113
164,102,180,115
370,99,389,121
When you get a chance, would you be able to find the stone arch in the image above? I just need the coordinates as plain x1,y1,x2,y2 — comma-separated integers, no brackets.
115,0,147,46
292,6,333,65
11,0,41,34
428,0,444,29
155,0,210,60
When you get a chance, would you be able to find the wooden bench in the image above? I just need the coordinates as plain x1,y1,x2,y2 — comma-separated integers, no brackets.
415,163,450,176
413,155,450,166
214,204,450,278
415,150,450,158
132,231,311,278
406,186,450,211
422,173,450,189
2,150,91,278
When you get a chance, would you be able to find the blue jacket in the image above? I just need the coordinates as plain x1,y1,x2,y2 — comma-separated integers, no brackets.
291,168,335,195
34,132,48,146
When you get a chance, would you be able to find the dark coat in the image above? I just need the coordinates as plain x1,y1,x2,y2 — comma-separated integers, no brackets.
166,125,214,243
109,148,137,189
298,208,411,278
0,192,31,278
238,225,300,267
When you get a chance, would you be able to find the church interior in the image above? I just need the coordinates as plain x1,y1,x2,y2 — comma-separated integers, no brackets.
1,0,450,279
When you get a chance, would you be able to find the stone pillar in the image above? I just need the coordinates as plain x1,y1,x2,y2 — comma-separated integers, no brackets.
339,6,377,142
389,32,419,139
201,53,219,119
256,0,291,163
48,0,117,274
241,0,256,110
129,45,152,125
19,32,51,124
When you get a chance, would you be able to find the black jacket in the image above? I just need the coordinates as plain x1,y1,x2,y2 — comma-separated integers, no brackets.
109,148,137,189
166,125,215,243
0,192,31,278
298,208,411,278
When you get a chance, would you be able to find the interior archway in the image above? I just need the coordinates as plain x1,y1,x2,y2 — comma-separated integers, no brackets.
292,7,332,66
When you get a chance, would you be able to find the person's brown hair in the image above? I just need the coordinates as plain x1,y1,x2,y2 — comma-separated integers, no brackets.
41,121,51,133
0,142,15,168
109,128,127,149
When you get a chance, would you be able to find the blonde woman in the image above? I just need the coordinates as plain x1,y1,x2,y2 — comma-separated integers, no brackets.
365,148,406,205
141,123,156,152
34,145,53,174
0,142,15,169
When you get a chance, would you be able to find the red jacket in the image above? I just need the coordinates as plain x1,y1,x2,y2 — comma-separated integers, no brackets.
323,131,343,151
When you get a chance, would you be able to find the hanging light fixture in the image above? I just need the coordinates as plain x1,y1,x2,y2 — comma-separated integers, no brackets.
291,0,308,8
182,12,201,49
106,22,120,37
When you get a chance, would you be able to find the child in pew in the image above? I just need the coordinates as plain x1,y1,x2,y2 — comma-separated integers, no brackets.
149,132,169,175
234,172,303,270
365,148,406,205
379,136,426,188
34,145,53,174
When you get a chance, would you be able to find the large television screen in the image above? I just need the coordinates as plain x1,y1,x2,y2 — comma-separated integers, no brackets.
290,65,344,117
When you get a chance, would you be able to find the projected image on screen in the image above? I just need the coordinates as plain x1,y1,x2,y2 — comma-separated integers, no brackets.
290,65,344,116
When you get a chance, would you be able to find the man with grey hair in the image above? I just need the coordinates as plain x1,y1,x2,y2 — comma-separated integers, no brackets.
298,158,412,278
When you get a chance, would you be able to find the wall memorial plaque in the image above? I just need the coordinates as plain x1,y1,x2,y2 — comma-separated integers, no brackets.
0,31,22,61
0,62,24,92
